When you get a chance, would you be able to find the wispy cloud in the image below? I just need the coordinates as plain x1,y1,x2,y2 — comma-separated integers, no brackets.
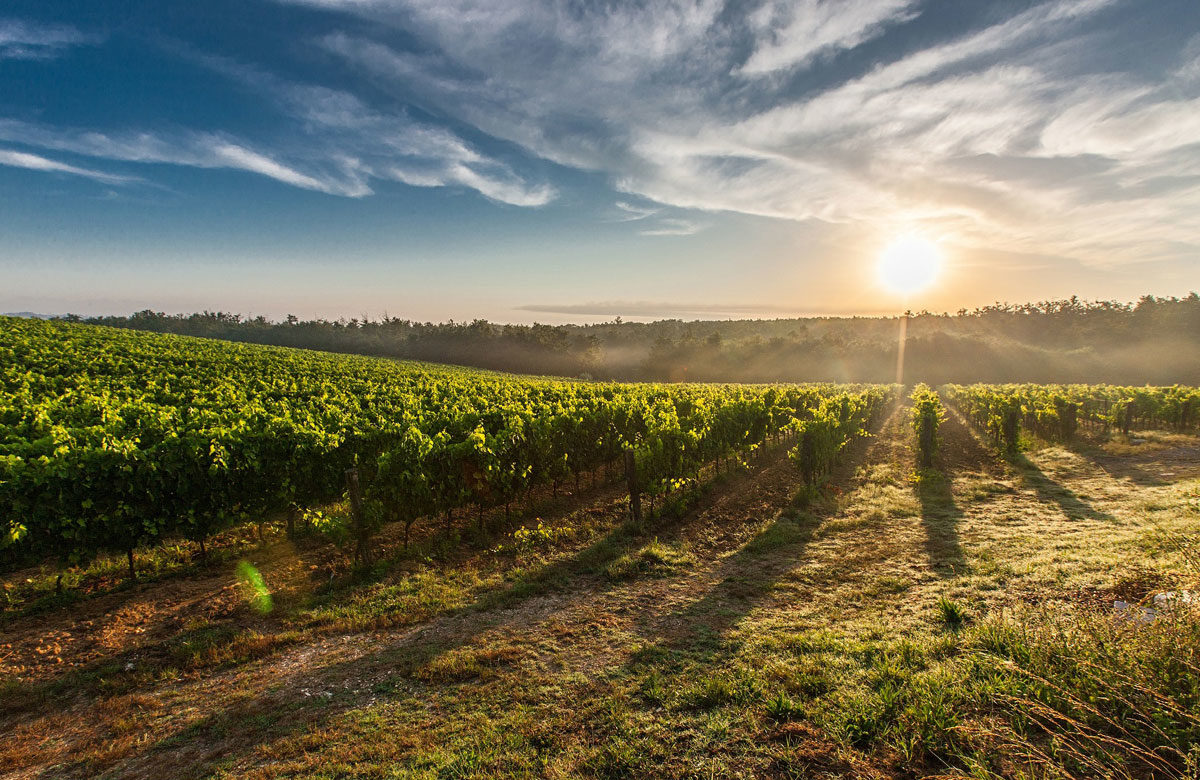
5,0,1198,269
183,51,556,205
613,201,659,221
0,148,134,184
0,42,555,204
638,217,705,237
739,0,917,75
611,200,703,235
0,121,367,196
207,142,345,194
0,18,93,60
0,104,552,204
286,0,1198,266
444,163,554,206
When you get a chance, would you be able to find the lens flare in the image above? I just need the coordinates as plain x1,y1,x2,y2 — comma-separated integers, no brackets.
236,560,273,614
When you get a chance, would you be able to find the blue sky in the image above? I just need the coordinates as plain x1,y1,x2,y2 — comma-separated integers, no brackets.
1,0,1197,322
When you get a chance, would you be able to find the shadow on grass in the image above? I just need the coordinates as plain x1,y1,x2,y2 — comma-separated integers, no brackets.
630,511,823,664
0,475,636,711
3,506,638,778
23,524,649,779
1063,439,1200,488
916,470,966,578
1014,455,1116,523
619,402,899,669
25,447,808,780
944,406,1116,525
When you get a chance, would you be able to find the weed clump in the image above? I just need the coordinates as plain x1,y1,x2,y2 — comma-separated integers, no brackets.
937,596,969,629
765,691,803,722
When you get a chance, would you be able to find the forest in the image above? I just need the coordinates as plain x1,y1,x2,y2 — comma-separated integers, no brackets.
68,294,1200,384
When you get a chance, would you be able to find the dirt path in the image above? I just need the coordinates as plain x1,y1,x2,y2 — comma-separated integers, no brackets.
0,470,639,685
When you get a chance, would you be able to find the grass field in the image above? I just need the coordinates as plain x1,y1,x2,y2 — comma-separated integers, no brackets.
2,398,1199,779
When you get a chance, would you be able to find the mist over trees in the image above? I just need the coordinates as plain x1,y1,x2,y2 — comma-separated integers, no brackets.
71,294,1200,385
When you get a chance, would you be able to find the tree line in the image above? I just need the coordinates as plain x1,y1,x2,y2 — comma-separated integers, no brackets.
64,293,1200,385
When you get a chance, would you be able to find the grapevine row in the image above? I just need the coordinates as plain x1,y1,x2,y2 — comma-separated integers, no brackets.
0,317,894,572
943,383,1200,453
910,384,945,468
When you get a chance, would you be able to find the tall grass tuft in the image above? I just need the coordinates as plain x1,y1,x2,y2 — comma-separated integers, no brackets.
968,604,1200,778
936,596,968,628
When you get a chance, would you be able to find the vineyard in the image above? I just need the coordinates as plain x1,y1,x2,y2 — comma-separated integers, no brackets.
0,316,893,575
944,383,1200,454
2,319,1199,780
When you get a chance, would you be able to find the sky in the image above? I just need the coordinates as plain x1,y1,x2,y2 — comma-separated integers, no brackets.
1,0,1198,323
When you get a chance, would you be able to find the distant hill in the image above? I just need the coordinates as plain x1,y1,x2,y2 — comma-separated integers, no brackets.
2,312,57,319
64,294,1200,385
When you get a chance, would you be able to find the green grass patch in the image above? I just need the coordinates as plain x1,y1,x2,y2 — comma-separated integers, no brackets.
603,539,695,581
299,567,487,631
414,644,524,683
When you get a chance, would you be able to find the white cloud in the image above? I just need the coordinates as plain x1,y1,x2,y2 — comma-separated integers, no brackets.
613,201,659,221
0,148,135,184
207,142,351,194
0,120,370,196
638,218,705,237
173,52,555,205
387,164,449,189
0,18,92,60
294,0,1199,264
443,163,555,207
384,159,556,206
611,201,705,236
8,0,1197,263
0,71,554,205
1041,88,1200,159
739,0,917,75
0,38,555,205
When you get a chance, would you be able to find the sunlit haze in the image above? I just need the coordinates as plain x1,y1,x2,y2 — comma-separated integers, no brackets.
1,1,1198,322
878,236,943,296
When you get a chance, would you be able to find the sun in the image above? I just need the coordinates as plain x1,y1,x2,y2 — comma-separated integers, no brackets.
877,235,943,295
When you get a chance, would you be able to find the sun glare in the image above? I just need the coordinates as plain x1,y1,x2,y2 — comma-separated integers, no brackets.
878,235,943,295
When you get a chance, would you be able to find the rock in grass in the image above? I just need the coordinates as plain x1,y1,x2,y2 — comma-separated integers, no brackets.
1113,600,1157,623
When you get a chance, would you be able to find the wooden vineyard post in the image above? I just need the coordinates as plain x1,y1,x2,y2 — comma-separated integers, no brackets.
346,467,369,565
624,450,642,524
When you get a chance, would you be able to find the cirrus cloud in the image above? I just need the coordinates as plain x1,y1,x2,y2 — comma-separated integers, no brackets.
0,29,556,206
0,148,135,184
0,18,93,60
282,0,1199,264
